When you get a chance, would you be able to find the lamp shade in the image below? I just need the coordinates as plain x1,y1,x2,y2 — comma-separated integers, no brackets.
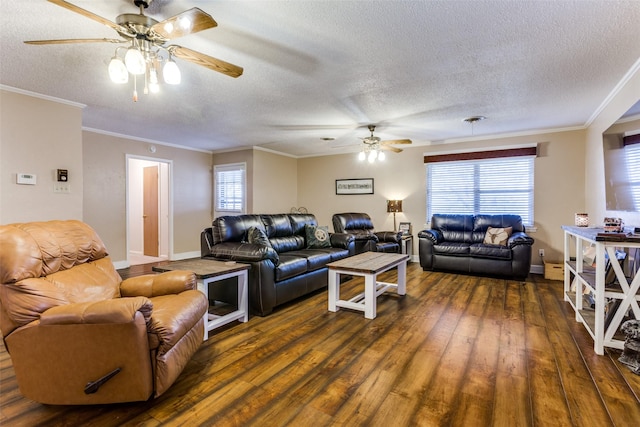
387,200,402,213
163,59,181,85
124,47,146,75
108,57,129,84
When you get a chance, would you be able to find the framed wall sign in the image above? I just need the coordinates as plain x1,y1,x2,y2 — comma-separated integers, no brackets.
335,178,374,195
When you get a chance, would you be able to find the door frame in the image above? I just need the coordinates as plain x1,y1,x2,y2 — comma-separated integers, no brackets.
126,154,173,266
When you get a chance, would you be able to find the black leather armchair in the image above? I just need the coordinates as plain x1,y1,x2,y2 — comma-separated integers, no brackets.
332,212,402,254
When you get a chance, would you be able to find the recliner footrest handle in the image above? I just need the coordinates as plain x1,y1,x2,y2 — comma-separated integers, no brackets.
84,367,121,394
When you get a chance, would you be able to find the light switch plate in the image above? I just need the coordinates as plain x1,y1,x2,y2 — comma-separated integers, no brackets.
53,183,71,193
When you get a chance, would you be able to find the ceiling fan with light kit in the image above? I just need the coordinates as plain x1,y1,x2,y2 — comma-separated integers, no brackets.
358,125,412,163
25,0,243,101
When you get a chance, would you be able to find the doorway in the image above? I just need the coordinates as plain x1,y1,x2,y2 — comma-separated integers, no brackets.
127,156,171,266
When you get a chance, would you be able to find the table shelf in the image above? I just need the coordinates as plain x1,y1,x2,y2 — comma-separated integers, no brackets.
562,226,640,355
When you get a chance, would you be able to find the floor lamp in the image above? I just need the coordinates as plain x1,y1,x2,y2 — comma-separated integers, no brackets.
387,200,403,231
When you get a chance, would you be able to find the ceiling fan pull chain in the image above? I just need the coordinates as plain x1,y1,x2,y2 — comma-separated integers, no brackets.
133,75,138,102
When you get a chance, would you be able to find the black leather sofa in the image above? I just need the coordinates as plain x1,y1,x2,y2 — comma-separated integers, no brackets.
201,213,354,316
418,214,534,280
332,212,402,254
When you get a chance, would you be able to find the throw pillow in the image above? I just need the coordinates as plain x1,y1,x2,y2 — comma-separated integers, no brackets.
483,226,512,246
247,226,272,247
305,224,331,249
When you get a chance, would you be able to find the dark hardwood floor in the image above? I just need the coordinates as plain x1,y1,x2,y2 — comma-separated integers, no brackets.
1,263,639,426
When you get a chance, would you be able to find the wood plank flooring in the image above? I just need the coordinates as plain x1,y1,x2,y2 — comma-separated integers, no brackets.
1,263,639,426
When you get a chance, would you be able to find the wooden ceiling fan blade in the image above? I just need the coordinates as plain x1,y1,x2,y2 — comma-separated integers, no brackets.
380,145,403,153
25,38,124,45
381,139,412,145
169,46,243,78
47,0,131,36
151,8,217,40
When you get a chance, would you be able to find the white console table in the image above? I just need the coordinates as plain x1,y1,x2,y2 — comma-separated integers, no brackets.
562,225,640,355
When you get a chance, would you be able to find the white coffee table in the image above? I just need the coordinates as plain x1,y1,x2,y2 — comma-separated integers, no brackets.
327,252,409,319
153,259,250,340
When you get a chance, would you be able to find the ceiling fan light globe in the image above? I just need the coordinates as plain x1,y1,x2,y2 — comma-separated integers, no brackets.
179,16,192,30
358,151,366,161
125,47,146,75
378,151,385,161
368,150,377,163
108,57,129,84
163,60,181,84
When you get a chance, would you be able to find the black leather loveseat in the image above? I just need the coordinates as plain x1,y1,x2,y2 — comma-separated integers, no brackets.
418,214,534,280
201,213,354,316
332,212,402,254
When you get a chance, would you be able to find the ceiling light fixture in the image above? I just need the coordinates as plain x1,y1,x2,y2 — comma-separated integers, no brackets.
463,116,486,135
25,0,244,103
109,38,182,101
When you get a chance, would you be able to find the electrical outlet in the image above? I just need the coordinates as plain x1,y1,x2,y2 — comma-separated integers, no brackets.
539,249,545,257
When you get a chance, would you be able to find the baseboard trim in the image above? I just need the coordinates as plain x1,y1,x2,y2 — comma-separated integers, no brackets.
530,264,544,275
172,251,201,261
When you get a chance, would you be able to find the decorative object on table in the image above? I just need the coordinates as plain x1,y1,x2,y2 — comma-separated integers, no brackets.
335,178,374,195
290,206,308,214
575,213,589,227
398,222,412,236
387,199,403,230
619,319,640,375
603,217,624,232
25,0,243,103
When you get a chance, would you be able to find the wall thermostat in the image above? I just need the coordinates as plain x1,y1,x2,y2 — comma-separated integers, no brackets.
57,169,68,182
17,173,37,185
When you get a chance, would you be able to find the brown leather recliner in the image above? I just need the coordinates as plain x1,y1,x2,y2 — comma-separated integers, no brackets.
0,220,209,405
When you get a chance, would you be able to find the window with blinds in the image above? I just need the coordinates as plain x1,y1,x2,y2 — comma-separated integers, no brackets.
624,141,640,211
214,163,246,213
425,149,535,226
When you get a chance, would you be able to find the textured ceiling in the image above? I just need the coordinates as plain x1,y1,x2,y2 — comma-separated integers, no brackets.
1,0,640,156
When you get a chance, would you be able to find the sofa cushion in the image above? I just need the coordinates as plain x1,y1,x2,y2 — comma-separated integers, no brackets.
431,214,474,243
270,235,305,253
433,242,470,256
483,226,512,246
285,250,333,271
305,224,331,249
262,214,294,238
275,255,309,281
470,243,512,260
212,215,264,244
289,214,318,235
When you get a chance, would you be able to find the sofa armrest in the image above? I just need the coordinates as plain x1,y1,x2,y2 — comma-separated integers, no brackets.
418,229,442,244
508,231,535,248
330,232,355,249
121,271,197,298
40,297,153,325
375,231,403,243
207,241,280,264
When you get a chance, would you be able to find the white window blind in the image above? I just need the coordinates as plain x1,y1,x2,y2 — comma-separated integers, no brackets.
214,163,246,213
625,143,640,211
426,153,535,226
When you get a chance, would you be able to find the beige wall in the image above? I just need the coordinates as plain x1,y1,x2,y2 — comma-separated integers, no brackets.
585,63,640,226
83,131,212,263
298,131,586,264
253,149,298,213
0,89,84,223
